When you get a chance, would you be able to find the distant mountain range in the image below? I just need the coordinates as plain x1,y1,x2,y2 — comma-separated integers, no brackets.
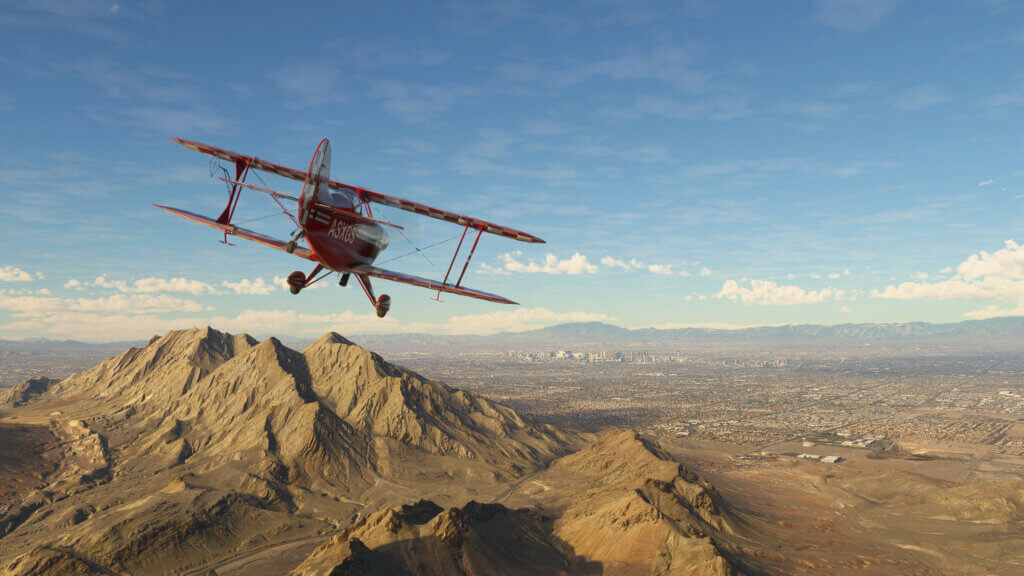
348,316,1024,352
0,338,143,352
5,317,1023,353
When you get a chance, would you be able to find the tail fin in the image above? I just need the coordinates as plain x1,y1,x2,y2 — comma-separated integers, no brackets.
298,138,331,228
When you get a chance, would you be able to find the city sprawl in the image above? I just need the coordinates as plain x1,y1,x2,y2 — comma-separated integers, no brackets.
387,342,1024,471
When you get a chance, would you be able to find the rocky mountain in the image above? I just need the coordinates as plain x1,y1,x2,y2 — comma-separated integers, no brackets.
293,500,589,576
0,328,577,576
1,378,56,408
294,430,742,576
506,430,742,576
0,328,749,576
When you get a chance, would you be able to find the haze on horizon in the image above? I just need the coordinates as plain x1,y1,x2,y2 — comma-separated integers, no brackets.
2,1,1024,341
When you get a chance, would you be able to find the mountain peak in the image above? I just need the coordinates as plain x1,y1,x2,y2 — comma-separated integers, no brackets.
314,332,358,347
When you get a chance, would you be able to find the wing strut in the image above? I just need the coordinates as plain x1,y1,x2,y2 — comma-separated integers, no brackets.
438,224,470,300
436,225,485,300
456,226,485,287
217,158,250,226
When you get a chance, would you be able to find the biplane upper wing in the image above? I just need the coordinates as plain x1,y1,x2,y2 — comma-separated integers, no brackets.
334,184,544,244
172,138,308,181
153,205,314,260
173,138,545,244
351,264,517,305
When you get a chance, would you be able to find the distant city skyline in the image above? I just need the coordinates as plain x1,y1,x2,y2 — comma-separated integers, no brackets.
2,1,1024,341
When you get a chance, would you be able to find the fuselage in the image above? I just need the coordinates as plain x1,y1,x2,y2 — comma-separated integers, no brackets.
303,188,389,271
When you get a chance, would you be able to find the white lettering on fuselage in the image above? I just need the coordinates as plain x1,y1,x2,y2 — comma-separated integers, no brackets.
328,219,357,244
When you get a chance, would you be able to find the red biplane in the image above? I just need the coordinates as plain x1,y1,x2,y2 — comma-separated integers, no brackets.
156,138,543,317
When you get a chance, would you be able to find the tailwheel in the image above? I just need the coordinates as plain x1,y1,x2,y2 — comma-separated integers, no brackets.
376,294,391,318
287,271,306,295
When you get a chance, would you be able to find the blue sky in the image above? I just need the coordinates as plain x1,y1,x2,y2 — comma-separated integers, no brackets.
2,0,1024,341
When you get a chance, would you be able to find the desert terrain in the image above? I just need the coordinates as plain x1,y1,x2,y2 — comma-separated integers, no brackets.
0,326,1021,575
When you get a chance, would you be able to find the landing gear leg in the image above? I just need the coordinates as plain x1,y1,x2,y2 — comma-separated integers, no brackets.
355,274,391,318
286,230,305,254
339,273,350,287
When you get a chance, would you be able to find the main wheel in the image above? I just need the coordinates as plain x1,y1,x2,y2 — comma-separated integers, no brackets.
376,294,391,318
287,271,306,295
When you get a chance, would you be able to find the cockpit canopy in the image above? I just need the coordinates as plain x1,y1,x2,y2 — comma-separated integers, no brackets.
356,224,389,250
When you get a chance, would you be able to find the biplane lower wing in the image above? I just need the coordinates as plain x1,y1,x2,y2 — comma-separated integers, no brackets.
351,264,517,305
153,205,314,260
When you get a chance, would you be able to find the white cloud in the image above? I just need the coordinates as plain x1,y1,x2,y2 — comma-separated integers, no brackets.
871,277,1024,302
812,0,907,31
716,279,845,305
597,255,691,276
208,309,397,335
601,255,631,271
443,307,614,335
0,291,210,317
979,179,995,187
892,85,951,111
222,278,277,295
963,305,1024,320
133,277,217,295
92,275,218,295
699,267,712,277
873,240,1024,304
872,237,1024,303
828,272,841,279
841,305,850,312
957,239,1024,281
913,271,929,280
64,279,84,290
939,267,953,274
0,266,35,282
483,252,597,275
268,62,342,107
0,307,405,342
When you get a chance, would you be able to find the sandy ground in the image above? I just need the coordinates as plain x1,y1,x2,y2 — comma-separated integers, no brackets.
665,437,1024,576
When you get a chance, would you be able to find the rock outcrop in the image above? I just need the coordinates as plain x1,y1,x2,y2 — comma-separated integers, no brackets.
518,430,740,576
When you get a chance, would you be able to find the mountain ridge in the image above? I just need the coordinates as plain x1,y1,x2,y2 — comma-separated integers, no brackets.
0,327,580,575
344,316,1024,352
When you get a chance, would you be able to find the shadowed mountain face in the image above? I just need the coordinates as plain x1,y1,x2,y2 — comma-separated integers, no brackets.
0,328,579,576
297,430,742,576
293,500,594,576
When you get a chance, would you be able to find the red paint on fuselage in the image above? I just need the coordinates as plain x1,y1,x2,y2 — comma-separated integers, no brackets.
297,139,389,273
303,195,389,271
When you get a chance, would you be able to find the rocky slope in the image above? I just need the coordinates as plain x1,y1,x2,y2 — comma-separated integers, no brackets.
0,328,743,576
293,499,590,576
0,328,576,576
295,430,743,576
504,430,741,576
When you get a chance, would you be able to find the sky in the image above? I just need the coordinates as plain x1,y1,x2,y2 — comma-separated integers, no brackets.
1,0,1024,341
